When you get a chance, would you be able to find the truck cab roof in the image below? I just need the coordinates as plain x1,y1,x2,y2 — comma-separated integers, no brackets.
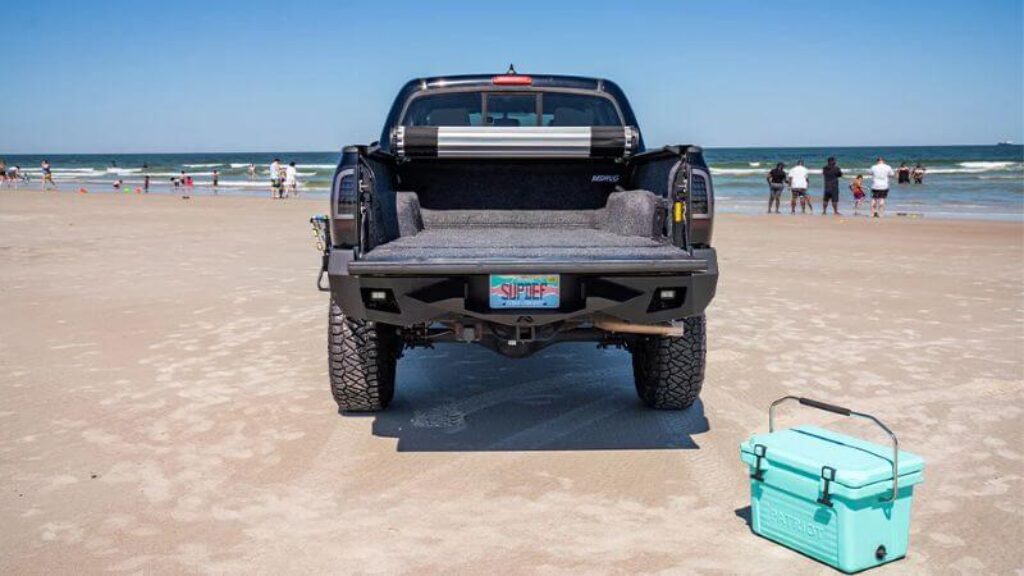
378,73,643,152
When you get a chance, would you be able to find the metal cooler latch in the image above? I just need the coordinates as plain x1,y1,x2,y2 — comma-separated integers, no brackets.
751,444,767,481
818,466,837,507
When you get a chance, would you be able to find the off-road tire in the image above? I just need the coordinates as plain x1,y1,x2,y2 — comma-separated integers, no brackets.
631,315,706,409
328,297,400,412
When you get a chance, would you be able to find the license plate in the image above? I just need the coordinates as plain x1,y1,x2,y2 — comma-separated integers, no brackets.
489,274,560,309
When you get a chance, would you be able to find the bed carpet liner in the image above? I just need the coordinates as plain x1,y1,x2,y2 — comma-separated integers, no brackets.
360,227,688,262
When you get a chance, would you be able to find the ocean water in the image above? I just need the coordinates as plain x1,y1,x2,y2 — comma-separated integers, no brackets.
3,145,1021,220
705,145,1023,221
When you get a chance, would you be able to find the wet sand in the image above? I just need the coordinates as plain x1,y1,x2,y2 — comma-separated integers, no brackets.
1,190,1022,574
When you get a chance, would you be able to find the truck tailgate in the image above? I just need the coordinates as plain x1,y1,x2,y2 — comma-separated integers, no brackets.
348,228,707,275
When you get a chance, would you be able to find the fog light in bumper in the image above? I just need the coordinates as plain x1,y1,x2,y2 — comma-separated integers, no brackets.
360,288,400,313
647,287,685,312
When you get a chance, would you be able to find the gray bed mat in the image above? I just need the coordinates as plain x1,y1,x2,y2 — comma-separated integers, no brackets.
361,227,687,262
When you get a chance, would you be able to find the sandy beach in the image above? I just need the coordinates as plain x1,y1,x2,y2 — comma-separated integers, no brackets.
0,189,1021,574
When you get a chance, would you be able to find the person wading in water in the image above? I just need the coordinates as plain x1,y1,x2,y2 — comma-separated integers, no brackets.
788,160,812,214
821,156,843,215
897,162,911,184
766,162,786,214
869,157,895,218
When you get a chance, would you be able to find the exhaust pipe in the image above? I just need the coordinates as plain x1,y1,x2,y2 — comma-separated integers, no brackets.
594,316,684,337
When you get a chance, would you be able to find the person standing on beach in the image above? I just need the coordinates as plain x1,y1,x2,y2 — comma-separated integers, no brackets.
849,174,866,214
788,160,812,214
897,162,911,184
144,175,150,194
285,161,298,198
0,159,6,186
6,165,20,188
41,160,57,190
212,169,220,192
912,163,926,184
766,163,786,213
821,157,843,215
247,163,256,181
869,157,895,218
269,158,282,199
179,170,191,199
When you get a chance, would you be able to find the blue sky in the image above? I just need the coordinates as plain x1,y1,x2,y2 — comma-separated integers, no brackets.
1,0,1021,153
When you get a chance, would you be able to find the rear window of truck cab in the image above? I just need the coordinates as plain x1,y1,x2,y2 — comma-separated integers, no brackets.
401,91,622,127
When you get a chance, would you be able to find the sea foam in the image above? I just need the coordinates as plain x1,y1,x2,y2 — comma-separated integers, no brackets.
710,168,766,175
958,161,1015,170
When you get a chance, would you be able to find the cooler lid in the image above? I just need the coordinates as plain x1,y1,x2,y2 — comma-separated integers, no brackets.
741,425,924,489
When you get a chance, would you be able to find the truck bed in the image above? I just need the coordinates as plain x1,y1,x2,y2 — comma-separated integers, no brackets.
349,228,707,275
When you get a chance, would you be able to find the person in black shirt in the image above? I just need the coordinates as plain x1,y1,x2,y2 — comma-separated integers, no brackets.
766,162,786,214
897,162,911,184
821,157,843,215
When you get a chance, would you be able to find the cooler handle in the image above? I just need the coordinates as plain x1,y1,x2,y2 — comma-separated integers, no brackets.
769,396,900,502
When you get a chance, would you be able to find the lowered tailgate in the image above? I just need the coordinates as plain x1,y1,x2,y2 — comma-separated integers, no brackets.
348,228,707,275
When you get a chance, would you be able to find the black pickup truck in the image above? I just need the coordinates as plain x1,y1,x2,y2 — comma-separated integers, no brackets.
319,72,718,412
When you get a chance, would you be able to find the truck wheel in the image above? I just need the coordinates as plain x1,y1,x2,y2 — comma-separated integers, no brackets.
328,298,400,412
631,315,706,410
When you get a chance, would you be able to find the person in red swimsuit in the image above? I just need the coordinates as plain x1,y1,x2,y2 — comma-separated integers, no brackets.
849,174,866,215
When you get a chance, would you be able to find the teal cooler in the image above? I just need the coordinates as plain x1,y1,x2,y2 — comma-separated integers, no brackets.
740,397,924,573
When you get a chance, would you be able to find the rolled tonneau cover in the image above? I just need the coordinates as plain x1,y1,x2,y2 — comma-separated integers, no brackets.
392,126,639,159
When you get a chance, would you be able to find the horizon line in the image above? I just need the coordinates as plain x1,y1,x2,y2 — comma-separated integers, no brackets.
1,142,1020,156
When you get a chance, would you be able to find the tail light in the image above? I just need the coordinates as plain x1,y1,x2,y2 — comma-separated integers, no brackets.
690,173,709,216
687,167,714,246
331,167,358,248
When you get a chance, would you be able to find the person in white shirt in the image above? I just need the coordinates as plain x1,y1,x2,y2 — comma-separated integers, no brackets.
269,158,282,199
869,157,896,218
787,159,813,214
284,161,298,197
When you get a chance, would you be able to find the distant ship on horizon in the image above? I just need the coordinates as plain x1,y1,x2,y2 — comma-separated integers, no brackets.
996,140,1016,146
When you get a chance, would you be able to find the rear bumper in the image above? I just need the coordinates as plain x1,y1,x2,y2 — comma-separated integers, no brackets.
328,248,718,327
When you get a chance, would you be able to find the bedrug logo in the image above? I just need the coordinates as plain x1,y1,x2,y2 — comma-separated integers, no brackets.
591,174,620,183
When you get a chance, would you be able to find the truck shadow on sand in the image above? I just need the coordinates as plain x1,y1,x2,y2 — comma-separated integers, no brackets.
369,343,709,452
